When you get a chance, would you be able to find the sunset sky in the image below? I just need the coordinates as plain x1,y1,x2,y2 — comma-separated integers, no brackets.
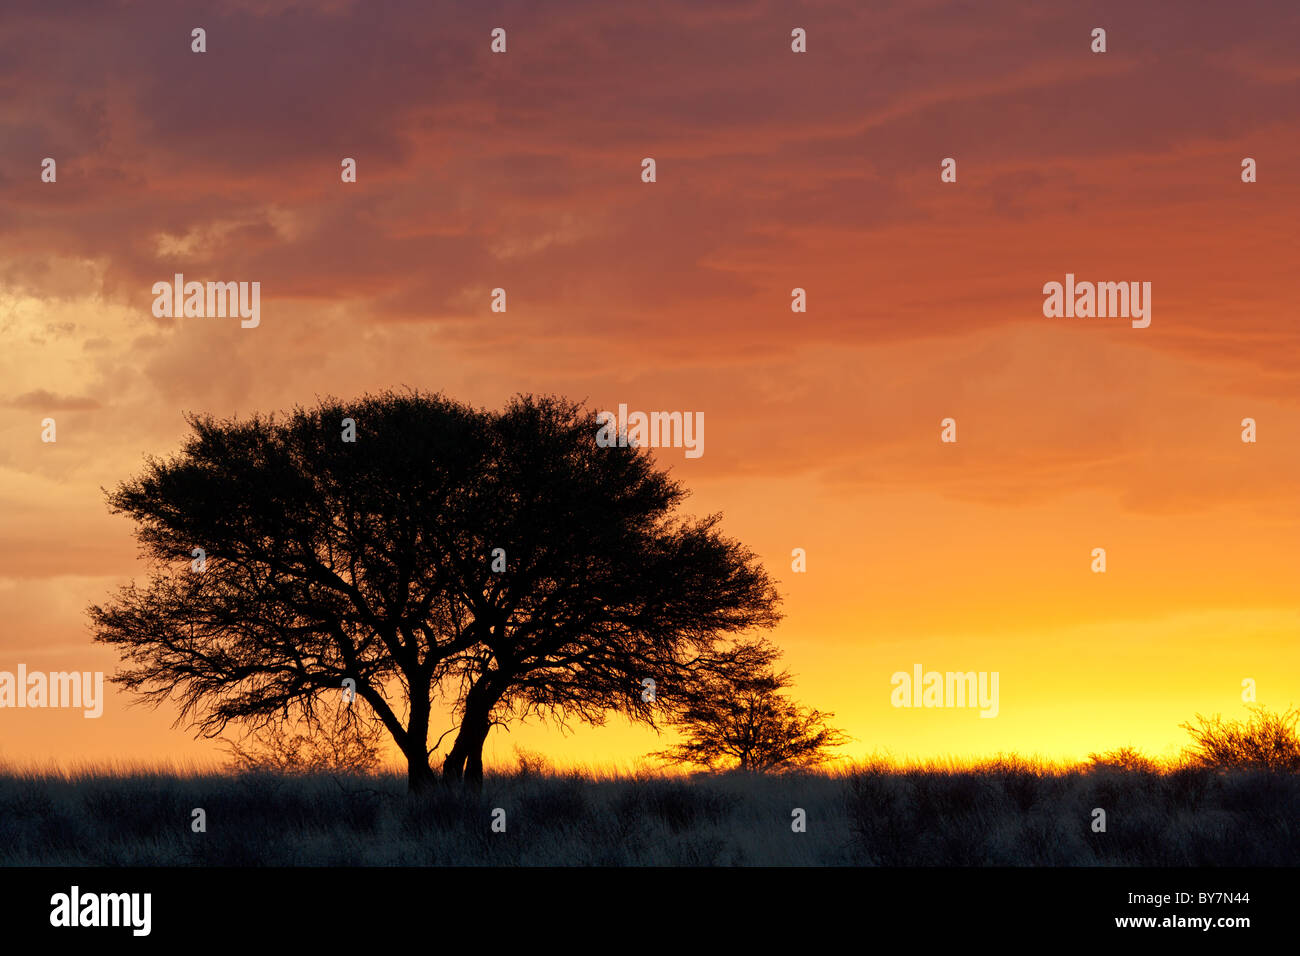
2,0,1298,771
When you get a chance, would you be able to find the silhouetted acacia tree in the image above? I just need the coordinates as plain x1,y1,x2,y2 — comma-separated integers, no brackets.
652,666,849,772
90,390,781,792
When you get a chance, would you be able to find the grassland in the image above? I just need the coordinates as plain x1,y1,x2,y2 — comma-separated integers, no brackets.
1,756,1295,866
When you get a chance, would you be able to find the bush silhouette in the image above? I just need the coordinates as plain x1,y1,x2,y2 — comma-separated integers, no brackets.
220,698,385,775
1087,746,1157,773
1179,705,1300,772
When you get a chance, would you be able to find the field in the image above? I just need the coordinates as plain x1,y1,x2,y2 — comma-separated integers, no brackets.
2,758,1296,866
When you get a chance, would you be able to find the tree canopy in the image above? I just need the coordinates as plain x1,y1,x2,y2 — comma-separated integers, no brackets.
91,390,782,790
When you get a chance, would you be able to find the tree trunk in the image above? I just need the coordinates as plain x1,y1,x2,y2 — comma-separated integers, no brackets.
442,740,469,783
403,689,435,794
461,715,491,790
407,755,438,794
441,682,495,789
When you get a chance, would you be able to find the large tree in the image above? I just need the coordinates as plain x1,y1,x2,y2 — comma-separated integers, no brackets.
90,391,781,791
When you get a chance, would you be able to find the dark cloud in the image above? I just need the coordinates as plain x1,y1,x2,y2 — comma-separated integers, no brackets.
8,389,102,411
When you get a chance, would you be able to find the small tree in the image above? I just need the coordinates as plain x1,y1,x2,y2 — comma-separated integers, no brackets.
1180,705,1300,772
652,666,849,772
220,696,386,775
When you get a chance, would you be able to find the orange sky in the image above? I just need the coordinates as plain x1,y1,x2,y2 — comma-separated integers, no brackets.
1,0,1298,771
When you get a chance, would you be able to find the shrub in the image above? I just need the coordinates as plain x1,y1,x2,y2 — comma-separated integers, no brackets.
1087,746,1158,772
1179,706,1300,772
220,698,385,775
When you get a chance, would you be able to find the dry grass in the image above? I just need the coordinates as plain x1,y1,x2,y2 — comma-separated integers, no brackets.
0,751,1295,866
